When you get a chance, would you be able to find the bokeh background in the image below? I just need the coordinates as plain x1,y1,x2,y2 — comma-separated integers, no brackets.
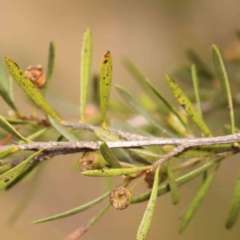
1,0,240,239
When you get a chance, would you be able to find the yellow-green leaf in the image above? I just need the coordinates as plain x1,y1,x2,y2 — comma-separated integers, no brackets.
145,78,188,129
80,28,92,121
0,115,30,142
225,167,240,229
167,159,180,205
0,146,19,158
136,165,160,240
0,150,43,190
99,142,122,168
166,75,212,137
212,45,235,134
82,166,151,177
5,57,63,123
100,51,112,129
32,191,110,224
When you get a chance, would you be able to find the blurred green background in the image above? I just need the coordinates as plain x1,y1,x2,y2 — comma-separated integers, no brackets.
1,0,240,239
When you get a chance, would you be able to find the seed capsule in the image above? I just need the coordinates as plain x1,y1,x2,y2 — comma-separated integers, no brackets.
109,187,132,210
78,151,108,171
25,65,46,89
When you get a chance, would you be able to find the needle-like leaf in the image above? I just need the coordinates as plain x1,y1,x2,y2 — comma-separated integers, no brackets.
212,45,235,134
5,57,63,123
136,165,160,240
32,191,110,224
80,28,92,121
225,167,240,229
167,159,180,205
166,75,212,137
100,51,112,129
82,166,151,177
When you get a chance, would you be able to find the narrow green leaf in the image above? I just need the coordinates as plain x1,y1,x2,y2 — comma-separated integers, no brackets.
5,57,63,123
179,163,220,233
162,144,232,158
166,75,212,137
0,60,9,91
43,41,55,95
49,116,78,142
9,76,14,102
0,80,18,112
225,167,240,229
32,191,110,224
167,159,180,205
99,142,122,168
144,78,187,129
212,45,235,134
191,65,202,118
80,28,92,121
116,85,175,137
0,146,19,158
131,157,223,204
0,150,43,190
100,51,112,129
82,166,151,177
0,115,30,142
136,165,160,240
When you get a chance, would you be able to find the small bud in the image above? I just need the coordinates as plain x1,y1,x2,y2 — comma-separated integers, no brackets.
25,65,46,89
144,167,167,188
78,151,108,171
109,187,132,210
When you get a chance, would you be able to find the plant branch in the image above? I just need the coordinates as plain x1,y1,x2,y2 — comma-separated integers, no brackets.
1,130,238,163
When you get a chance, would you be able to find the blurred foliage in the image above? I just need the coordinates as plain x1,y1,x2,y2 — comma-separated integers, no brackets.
0,29,240,239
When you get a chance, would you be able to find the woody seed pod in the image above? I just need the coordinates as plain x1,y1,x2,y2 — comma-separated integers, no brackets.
25,65,46,89
78,151,108,171
109,187,132,210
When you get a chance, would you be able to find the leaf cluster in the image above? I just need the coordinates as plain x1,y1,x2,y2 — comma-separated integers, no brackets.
0,29,239,239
